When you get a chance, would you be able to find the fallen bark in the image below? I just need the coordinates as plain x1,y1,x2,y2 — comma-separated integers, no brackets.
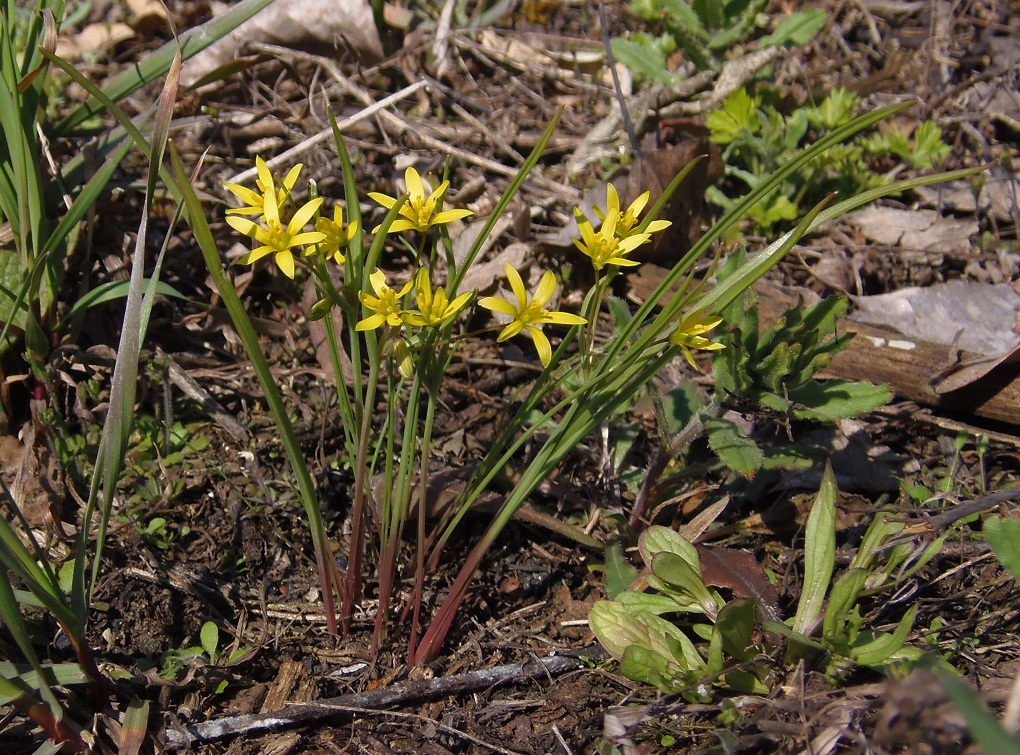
628,265,1020,426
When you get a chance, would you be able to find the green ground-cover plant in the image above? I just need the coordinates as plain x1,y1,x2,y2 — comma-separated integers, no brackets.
611,0,826,82
591,465,952,697
181,95,983,670
138,620,251,695
706,86,952,232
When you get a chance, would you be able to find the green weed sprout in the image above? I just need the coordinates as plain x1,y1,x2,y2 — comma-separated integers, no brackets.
612,0,826,81
183,98,984,668
592,465,952,697
706,86,953,233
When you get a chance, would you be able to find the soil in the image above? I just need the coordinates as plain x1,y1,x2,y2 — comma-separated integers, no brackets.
3,0,1020,753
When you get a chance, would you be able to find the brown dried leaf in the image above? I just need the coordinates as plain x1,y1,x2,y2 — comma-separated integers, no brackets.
696,545,779,620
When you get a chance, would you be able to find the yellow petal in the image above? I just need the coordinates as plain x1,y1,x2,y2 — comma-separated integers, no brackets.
404,167,425,200
289,197,323,231
627,191,650,216
504,263,528,309
368,191,398,209
527,326,553,367
387,219,417,234
368,269,387,294
533,270,557,308
446,291,473,317
431,208,473,226
479,296,517,316
541,311,587,326
255,156,273,194
356,313,387,331
276,250,295,278
282,163,302,191
226,216,260,236
606,183,621,214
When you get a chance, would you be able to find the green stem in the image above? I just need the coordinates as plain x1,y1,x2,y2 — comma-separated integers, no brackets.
172,147,341,634
344,345,381,633
409,382,438,659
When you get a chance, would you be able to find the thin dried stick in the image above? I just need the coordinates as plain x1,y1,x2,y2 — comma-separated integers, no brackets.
225,79,429,185
163,651,605,748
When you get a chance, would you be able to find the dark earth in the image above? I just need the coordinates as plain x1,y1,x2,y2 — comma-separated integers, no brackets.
3,0,1020,752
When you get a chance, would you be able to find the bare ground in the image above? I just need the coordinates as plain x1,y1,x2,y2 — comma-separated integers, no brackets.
4,0,1020,752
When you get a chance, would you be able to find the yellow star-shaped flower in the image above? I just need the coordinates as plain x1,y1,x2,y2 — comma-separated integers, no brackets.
479,263,587,367
573,210,652,272
225,156,302,218
368,167,473,234
593,183,672,238
226,190,324,279
402,269,473,328
356,270,414,331
308,204,359,265
670,311,725,370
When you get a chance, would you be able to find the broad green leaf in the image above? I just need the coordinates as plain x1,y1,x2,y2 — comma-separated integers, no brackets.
620,644,683,693
788,380,892,421
662,0,707,38
705,416,763,477
652,552,717,614
793,463,837,635
715,598,758,662
984,515,1020,582
605,542,639,600
616,590,694,615
761,443,819,471
660,381,700,437
589,600,690,663
757,342,801,393
610,38,675,84
639,525,700,569
200,621,219,660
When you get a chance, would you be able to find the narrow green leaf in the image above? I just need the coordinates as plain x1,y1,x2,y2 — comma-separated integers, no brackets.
793,463,837,635
0,663,88,705
928,660,1020,755
119,698,150,755
850,603,919,667
66,279,186,319
56,0,275,132
822,567,868,640
759,9,827,47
